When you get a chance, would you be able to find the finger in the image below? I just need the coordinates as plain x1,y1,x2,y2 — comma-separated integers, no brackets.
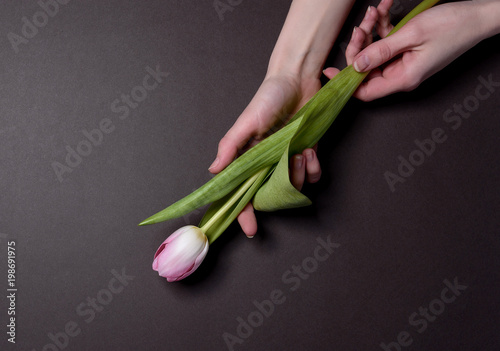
353,62,421,102
345,6,378,65
237,203,258,238
290,154,306,191
376,0,394,37
358,6,379,46
352,29,420,73
208,117,256,174
351,68,382,101
354,76,402,101
303,149,321,184
346,26,367,66
322,67,340,80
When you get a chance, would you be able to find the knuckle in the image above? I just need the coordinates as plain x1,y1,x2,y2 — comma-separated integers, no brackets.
353,86,369,102
217,137,230,152
401,72,422,91
404,24,424,45
376,43,393,62
308,172,321,183
358,87,375,102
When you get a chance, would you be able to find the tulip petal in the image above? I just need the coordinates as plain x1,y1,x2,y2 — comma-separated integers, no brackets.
175,240,209,281
152,256,160,271
152,226,209,282
153,243,167,261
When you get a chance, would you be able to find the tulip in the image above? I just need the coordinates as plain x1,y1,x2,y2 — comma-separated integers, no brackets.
143,0,440,282
138,1,439,228
152,225,209,282
151,168,270,282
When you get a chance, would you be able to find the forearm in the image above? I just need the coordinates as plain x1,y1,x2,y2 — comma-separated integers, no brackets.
474,0,500,38
267,0,355,80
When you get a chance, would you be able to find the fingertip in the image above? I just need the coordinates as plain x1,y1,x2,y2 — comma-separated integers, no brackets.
208,157,220,173
323,67,339,79
348,26,361,48
237,204,257,238
293,154,304,170
378,0,393,13
208,154,232,173
290,154,306,191
365,5,374,19
303,149,321,184
353,55,370,72
303,148,314,162
209,136,239,173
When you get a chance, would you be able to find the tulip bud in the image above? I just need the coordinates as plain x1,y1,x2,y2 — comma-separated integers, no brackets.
152,225,209,282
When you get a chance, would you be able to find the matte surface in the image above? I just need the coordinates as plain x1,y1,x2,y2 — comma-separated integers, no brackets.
1,1,499,350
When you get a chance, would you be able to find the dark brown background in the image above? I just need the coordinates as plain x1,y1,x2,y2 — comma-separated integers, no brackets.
1,1,499,350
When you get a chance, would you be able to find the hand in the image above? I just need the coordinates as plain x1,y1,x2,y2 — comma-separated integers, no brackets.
324,0,493,101
208,73,329,237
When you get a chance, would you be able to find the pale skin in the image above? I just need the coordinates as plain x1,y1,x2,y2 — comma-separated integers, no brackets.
210,0,500,237
325,0,500,101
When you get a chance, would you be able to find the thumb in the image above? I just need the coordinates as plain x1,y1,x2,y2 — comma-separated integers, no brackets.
352,30,416,72
208,118,255,174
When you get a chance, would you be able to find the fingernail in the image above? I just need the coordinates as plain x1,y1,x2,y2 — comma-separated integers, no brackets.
294,155,304,170
365,6,372,18
353,55,370,72
208,157,219,171
247,235,254,239
305,150,314,162
352,26,357,36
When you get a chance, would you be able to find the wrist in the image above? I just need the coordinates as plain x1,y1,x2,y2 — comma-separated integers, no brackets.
265,0,355,81
266,47,328,82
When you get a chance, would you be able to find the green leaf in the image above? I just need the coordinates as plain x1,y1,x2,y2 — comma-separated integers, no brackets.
253,145,311,211
252,0,441,211
140,0,441,225
200,165,274,244
253,66,367,210
139,117,303,225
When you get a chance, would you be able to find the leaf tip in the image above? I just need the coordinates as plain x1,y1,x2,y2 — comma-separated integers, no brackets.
138,217,156,226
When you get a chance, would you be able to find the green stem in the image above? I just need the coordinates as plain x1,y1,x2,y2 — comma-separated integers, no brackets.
389,0,440,36
200,166,272,234
200,0,440,237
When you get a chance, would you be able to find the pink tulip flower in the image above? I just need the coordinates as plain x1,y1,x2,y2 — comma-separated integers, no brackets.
152,225,209,282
